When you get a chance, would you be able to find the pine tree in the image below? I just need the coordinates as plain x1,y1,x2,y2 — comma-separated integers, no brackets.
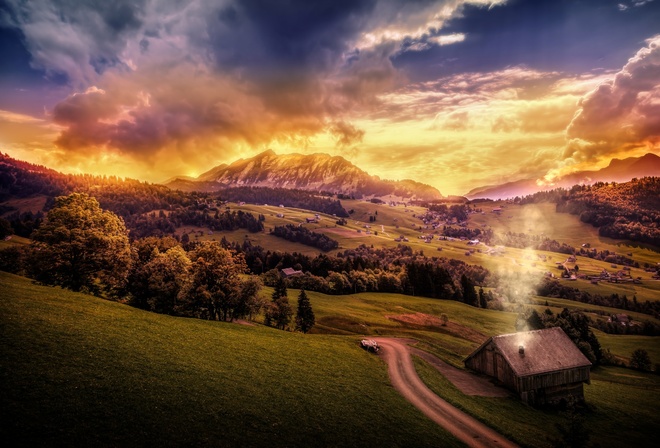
478,287,488,308
265,276,292,330
295,289,315,333
460,274,478,307
272,276,288,302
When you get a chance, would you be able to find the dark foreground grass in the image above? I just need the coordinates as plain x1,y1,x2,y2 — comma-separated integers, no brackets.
0,272,463,448
414,356,660,448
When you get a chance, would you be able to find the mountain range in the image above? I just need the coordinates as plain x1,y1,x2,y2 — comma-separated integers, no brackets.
164,149,443,201
465,153,660,200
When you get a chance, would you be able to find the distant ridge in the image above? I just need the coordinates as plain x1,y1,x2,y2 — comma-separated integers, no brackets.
466,153,660,200
165,150,443,200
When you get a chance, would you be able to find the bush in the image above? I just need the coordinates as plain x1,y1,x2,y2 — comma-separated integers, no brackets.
629,349,652,371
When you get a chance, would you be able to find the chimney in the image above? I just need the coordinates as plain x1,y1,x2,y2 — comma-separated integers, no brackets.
519,345,525,355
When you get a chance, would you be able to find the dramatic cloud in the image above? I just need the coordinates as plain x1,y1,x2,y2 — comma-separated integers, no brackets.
539,35,660,182
0,0,146,86
1,0,659,193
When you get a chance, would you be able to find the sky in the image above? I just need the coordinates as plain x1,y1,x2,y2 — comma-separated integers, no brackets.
0,0,659,196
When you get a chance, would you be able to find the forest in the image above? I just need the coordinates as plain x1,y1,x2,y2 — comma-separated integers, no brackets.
218,187,349,217
518,177,660,246
271,224,340,252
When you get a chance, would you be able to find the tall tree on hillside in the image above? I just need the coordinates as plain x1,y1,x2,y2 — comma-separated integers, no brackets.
127,236,182,309
295,289,315,333
231,276,264,322
141,245,191,314
478,287,488,309
272,275,288,302
28,193,131,296
460,274,478,307
177,242,247,321
265,276,292,330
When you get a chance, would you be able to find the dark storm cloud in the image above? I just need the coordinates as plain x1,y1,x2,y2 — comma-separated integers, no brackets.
207,0,376,73
1,0,147,85
393,0,660,81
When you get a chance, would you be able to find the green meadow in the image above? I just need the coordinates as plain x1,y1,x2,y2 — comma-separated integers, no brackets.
0,272,463,448
2,270,659,447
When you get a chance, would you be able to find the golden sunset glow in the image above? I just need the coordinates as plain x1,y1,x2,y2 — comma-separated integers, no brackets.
0,0,658,195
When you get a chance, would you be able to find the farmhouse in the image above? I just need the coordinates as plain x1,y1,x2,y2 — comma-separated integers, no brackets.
464,327,591,406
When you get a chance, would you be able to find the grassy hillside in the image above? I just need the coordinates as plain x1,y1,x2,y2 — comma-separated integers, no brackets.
0,272,463,448
2,271,659,447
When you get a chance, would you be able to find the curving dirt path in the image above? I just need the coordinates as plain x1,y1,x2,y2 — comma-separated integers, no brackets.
374,338,518,448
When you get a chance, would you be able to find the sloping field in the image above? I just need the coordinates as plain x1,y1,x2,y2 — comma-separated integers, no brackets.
0,272,462,448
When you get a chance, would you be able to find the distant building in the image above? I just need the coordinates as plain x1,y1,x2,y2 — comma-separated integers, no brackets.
608,314,630,326
464,327,591,406
281,268,303,278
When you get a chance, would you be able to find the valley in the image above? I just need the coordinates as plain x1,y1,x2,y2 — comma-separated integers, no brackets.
1,152,659,447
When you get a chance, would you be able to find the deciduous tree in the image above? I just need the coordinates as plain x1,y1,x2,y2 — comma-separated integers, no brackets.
630,349,652,371
177,242,247,321
28,193,131,296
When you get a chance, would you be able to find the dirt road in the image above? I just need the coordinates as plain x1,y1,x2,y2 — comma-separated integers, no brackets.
374,338,518,448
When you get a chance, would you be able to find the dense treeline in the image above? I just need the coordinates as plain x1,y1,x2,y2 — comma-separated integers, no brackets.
440,225,491,242
537,278,660,320
422,203,470,222
0,194,267,323
219,187,349,217
523,308,603,364
271,225,339,251
0,153,263,238
520,177,660,246
219,240,491,303
0,152,194,210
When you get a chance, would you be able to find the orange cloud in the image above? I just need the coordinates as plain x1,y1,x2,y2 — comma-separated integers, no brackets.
564,35,660,163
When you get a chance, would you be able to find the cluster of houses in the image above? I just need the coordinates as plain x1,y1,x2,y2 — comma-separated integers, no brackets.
588,268,642,285
607,313,635,327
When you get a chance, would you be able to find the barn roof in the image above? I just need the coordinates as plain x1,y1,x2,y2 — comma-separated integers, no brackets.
281,267,303,277
466,327,591,377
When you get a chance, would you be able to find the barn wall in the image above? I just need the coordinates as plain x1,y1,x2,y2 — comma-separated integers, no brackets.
465,344,518,391
518,367,590,392
465,343,495,376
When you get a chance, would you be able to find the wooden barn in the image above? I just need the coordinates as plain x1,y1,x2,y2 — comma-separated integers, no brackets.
464,327,591,406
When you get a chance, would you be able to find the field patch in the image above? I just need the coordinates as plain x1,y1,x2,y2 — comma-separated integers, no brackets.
386,313,488,344
0,195,48,216
322,227,367,239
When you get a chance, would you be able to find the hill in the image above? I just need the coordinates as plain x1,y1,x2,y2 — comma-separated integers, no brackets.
165,149,443,201
2,271,659,448
0,271,462,447
466,153,660,199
